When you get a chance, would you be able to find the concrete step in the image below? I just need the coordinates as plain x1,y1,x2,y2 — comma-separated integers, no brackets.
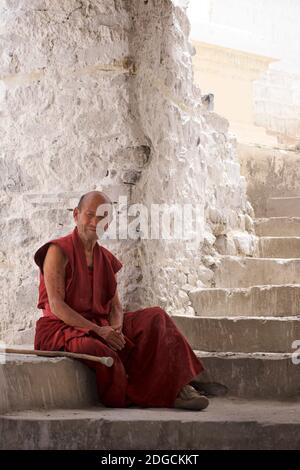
214,256,300,288
254,217,300,237
1,397,300,449
197,351,300,399
266,197,300,217
238,143,300,217
258,236,300,258
2,348,299,414
188,285,300,317
172,315,300,353
0,352,98,414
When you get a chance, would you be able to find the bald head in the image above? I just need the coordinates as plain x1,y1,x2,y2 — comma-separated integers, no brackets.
74,190,113,242
77,191,112,212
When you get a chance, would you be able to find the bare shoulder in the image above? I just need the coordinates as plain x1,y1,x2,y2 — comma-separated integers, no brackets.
43,243,68,305
43,243,68,272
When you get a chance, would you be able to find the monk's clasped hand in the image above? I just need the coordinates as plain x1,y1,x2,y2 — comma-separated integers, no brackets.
95,325,126,351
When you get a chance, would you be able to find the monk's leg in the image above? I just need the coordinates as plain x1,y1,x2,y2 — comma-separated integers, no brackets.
120,306,204,408
65,335,128,408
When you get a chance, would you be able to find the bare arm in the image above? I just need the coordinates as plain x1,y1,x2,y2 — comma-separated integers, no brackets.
43,244,125,350
109,286,124,333
43,244,100,332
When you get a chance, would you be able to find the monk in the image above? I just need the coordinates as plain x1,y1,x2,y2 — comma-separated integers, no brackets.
34,190,209,410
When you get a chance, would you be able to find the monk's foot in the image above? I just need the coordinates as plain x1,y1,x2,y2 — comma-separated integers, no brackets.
174,384,209,411
190,381,228,397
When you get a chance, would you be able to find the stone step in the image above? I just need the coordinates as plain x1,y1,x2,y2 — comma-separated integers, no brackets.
1,397,300,449
0,352,98,414
2,348,299,414
238,143,300,217
172,315,300,353
258,236,300,258
188,284,300,317
214,256,300,288
254,217,300,237
266,197,300,217
196,351,300,399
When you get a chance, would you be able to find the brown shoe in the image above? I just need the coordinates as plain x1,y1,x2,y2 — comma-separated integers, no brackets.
174,384,209,411
190,381,228,397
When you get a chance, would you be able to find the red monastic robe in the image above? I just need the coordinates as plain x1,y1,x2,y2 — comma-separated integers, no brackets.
34,226,204,408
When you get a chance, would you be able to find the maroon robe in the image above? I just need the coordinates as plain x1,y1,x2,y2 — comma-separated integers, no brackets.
34,226,204,408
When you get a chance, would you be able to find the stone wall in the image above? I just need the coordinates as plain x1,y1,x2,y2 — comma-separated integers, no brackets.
0,0,256,342
0,0,144,340
124,0,256,314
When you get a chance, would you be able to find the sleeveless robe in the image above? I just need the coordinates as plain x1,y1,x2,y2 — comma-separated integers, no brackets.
33,226,204,408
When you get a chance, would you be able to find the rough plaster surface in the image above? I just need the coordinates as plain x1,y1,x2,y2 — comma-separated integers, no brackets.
0,0,255,341
124,0,256,314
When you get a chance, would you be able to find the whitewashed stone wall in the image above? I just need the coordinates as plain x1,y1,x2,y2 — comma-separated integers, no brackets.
0,0,145,341
0,0,255,342
126,0,256,314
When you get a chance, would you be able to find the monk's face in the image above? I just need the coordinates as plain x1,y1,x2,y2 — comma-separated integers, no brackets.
74,195,112,241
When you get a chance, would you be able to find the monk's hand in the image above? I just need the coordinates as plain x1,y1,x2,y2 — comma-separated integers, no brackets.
111,323,123,334
110,324,126,351
111,325,126,343
95,325,126,351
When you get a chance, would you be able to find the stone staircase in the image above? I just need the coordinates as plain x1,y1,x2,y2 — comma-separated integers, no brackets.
1,144,300,450
172,145,300,407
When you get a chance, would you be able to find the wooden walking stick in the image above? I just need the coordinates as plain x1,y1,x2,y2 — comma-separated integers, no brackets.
0,347,114,367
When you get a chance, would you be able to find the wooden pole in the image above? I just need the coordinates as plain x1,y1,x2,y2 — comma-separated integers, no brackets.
0,347,114,367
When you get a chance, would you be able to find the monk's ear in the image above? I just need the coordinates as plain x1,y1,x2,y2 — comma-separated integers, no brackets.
73,207,79,222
